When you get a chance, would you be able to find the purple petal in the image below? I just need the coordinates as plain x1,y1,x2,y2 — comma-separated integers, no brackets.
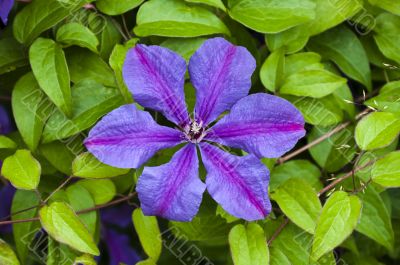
123,44,190,127
200,143,271,221
189,37,256,125
102,227,141,265
0,184,15,234
85,104,183,168
137,144,205,221
0,106,13,134
0,0,13,25
100,204,134,227
205,93,305,158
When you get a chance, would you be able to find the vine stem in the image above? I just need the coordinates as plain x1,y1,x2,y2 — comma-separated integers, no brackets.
0,192,137,226
277,108,372,164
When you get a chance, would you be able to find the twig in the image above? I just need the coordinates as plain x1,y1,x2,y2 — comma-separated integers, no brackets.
42,176,73,204
277,109,372,164
0,192,137,226
267,218,289,246
317,159,375,197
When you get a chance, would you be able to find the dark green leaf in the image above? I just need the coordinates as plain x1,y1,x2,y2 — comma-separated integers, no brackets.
0,37,27,74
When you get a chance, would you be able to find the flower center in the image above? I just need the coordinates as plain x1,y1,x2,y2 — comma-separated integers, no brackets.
184,120,205,143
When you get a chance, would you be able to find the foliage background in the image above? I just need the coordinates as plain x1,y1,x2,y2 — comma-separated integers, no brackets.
0,0,400,264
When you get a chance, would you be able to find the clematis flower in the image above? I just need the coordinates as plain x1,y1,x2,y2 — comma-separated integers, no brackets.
85,38,305,222
0,0,13,25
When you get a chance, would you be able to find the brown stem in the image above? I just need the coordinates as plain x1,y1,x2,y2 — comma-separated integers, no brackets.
277,109,372,164
0,192,137,226
267,218,289,246
317,159,375,197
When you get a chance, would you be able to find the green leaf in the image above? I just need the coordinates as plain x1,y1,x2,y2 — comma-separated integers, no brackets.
369,0,400,15
134,0,230,37
229,223,269,265
355,112,400,150
0,136,17,149
265,26,309,54
42,79,124,142
132,208,162,261
11,190,40,264
76,179,116,205
160,37,206,62
1,150,41,190
66,184,97,235
12,73,53,151
227,0,316,33
266,220,311,265
284,95,343,126
260,48,285,92
39,138,83,175
0,37,27,74
365,81,400,114
66,48,117,87
271,179,322,233
39,201,99,255
56,22,99,53
280,69,347,98
96,0,144,15
136,259,157,265
109,39,138,103
356,186,394,250
72,152,129,178
270,160,322,191
94,17,122,60
284,52,324,77
308,125,357,172
29,38,72,117
74,254,97,265
308,25,372,90
301,0,363,36
13,0,89,44
185,0,226,10
0,239,20,265
311,191,362,260
169,214,231,245
371,151,400,187
373,13,400,64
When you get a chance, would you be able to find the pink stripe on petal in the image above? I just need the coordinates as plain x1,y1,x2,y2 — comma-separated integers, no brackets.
85,104,183,169
123,44,190,127
205,93,305,158
189,37,256,125
200,143,271,221
137,144,205,221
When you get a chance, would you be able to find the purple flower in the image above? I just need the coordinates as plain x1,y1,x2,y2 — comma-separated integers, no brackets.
0,106,12,134
0,184,15,234
85,38,305,221
0,0,13,25
99,205,142,265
